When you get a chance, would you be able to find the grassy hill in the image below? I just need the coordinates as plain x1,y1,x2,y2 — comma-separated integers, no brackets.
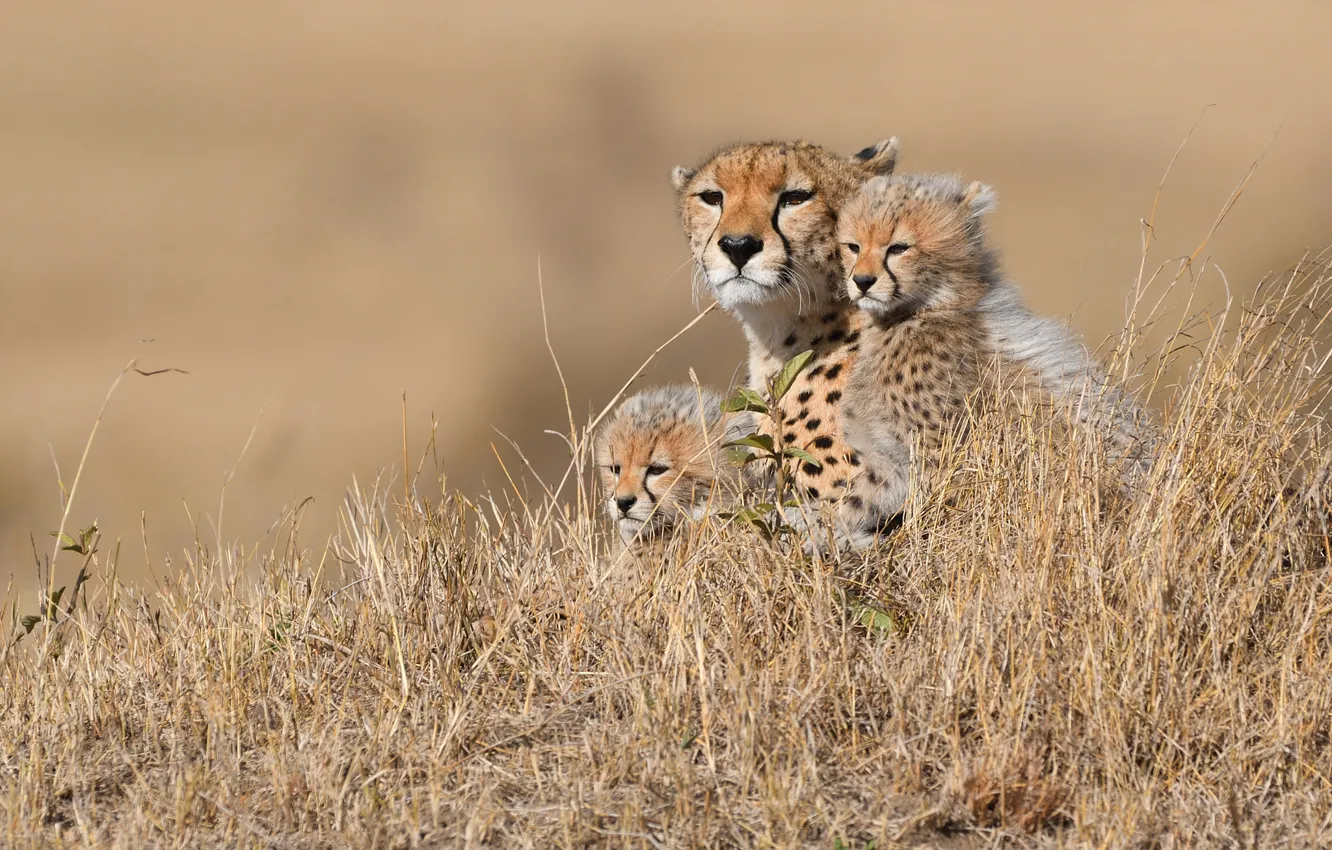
3,254,1330,848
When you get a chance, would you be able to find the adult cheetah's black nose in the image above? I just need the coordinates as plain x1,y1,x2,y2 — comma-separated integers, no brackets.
718,235,763,270
615,495,637,514
853,274,878,293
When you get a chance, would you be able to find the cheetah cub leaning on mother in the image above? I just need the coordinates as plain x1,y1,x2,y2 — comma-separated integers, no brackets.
827,172,1156,550
595,385,750,549
828,173,1001,546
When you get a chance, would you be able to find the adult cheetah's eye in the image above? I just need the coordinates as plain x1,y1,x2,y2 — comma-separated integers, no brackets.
779,189,814,207
844,243,860,254
886,243,911,256
697,190,723,207
646,463,670,476
608,464,621,476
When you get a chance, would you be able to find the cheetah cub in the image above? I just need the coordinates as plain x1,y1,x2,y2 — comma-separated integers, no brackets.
825,173,1002,547
595,385,750,548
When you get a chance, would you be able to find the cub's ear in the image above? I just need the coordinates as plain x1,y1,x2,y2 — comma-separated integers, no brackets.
850,137,900,177
670,166,696,192
962,180,998,216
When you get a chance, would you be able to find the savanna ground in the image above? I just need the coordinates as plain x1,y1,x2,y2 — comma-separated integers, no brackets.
3,157,1331,848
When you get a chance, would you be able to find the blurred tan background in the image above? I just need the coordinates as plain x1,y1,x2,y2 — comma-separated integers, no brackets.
3,0,1331,594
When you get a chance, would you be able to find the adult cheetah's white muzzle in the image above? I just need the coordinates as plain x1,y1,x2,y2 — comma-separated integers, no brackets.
706,267,786,309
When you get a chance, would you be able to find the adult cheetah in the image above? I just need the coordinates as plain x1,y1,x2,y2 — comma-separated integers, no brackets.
670,138,899,508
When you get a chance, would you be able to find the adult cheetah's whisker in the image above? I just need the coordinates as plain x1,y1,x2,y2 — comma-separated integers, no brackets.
787,257,827,306
690,265,709,310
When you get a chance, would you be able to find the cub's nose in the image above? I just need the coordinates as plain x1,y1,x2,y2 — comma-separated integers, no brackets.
718,235,763,270
615,494,637,515
853,274,878,293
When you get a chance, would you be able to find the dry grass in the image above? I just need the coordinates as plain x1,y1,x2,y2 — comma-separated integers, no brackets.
3,242,1332,848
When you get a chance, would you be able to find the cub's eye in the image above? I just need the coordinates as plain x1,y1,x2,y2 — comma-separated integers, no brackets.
608,464,621,475
697,190,723,206
779,189,814,207
646,463,670,476
843,243,860,254
886,243,911,256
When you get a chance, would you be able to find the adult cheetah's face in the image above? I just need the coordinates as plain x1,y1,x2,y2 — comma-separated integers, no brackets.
671,139,899,312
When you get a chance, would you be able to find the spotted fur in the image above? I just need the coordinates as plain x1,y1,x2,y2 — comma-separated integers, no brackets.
825,173,1154,550
671,138,898,505
850,173,1155,482
830,174,999,546
594,385,750,548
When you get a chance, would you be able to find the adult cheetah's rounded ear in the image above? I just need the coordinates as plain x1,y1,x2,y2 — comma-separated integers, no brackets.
963,181,998,217
670,166,696,192
849,137,900,177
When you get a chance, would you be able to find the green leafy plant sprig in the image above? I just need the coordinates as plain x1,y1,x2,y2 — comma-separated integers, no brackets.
715,350,823,541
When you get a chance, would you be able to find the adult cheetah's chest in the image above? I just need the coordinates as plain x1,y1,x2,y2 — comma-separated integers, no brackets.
757,310,868,503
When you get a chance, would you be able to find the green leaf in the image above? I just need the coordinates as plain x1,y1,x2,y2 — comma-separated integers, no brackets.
720,388,769,415
21,615,40,634
770,350,815,401
783,447,822,468
45,587,65,620
849,596,903,636
724,445,775,467
834,840,849,850
722,446,753,467
727,506,771,524
51,527,93,554
722,506,779,541
723,434,776,454
858,607,898,634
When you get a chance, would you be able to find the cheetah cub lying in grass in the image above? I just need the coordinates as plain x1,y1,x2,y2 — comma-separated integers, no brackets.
829,173,1000,546
595,385,750,548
